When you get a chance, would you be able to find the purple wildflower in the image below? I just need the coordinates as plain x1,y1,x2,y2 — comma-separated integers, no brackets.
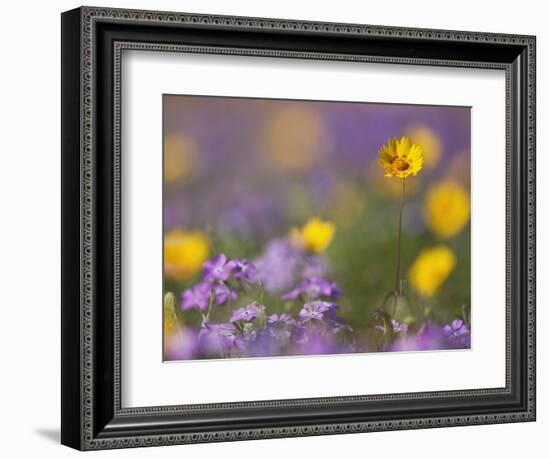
164,326,198,361
293,328,335,355
239,324,258,346
267,313,294,325
443,319,471,348
199,322,239,352
212,283,238,305
231,258,257,281
180,282,211,312
267,313,296,339
254,239,300,293
298,301,339,323
380,319,409,335
377,319,408,340
390,324,449,352
282,278,342,301
392,320,409,334
230,303,265,322
203,254,234,282
293,323,309,344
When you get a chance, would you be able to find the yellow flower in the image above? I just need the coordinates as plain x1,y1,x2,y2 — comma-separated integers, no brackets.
164,134,200,184
164,229,209,281
378,136,424,179
408,246,456,296
290,218,335,254
261,106,329,173
425,181,470,239
405,125,442,170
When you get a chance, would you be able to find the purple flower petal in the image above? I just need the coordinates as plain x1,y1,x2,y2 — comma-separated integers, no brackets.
230,303,265,322
391,320,408,334
442,320,471,348
203,253,233,282
452,319,464,330
212,283,238,305
281,287,301,301
254,239,300,293
180,282,211,311
281,278,342,302
199,322,239,352
298,301,339,322
232,259,257,281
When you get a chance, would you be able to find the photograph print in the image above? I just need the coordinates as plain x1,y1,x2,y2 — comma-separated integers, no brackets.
162,95,471,361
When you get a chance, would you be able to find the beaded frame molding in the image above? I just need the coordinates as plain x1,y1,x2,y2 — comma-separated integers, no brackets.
61,6,536,451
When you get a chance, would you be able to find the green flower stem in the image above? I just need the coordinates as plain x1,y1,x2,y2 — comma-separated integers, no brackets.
204,295,215,323
394,180,406,295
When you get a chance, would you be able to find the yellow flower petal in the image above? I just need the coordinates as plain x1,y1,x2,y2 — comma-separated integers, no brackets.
377,136,424,179
164,134,200,184
408,246,456,296
260,106,329,173
424,181,470,239
164,229,209,281
291,217,335,254
405,125,443,170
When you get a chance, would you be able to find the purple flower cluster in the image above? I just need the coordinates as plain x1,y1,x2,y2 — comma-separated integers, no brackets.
298,301,338,322
196,303,266,356
230,303,265,322
175,252,352,359
191,291,352,359
282,278,342,301
181,282,211,312
180,254,256,314
203,254,236,282
442,319,471,347
267,313,296,340
170,252,470,361
376,319,409,336
254,238,330,294
254,239,299,293
389,320,471,352
231,258,257,281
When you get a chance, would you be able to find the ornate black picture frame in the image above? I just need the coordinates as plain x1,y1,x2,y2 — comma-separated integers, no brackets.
61,6,536,450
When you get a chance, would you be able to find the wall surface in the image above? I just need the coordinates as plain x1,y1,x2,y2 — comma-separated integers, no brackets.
0,0,545,456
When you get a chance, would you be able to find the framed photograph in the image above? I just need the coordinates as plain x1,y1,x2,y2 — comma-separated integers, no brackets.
61,6,536,450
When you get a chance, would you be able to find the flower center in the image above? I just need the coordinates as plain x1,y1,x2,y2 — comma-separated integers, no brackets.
394,158,410,171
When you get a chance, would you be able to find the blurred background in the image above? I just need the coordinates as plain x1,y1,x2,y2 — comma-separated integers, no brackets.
163,94,471,341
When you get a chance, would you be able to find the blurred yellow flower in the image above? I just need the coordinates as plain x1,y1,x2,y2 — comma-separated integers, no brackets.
164,229,209,281
408,246,456,296
425,180,470,239
405,125,442,170
261,106,329,173
290,217,335,254
164,134,200,184
378,136,424,179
